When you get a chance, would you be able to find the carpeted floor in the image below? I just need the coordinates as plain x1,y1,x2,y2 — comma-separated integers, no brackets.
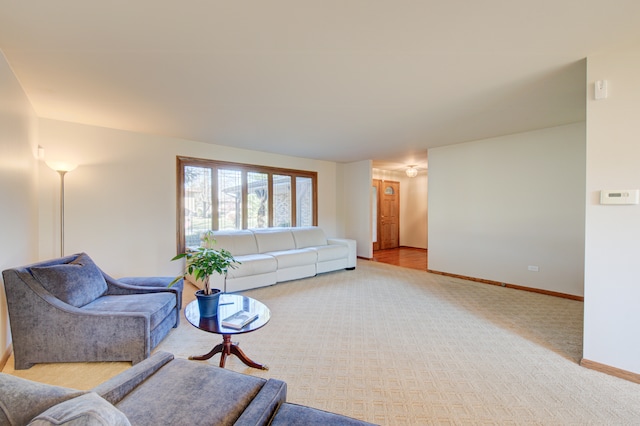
4,260,640,425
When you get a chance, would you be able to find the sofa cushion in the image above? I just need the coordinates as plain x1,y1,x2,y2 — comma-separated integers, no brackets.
28,392,131,426
82,292,176,329
114,358,267,425
291,227,328,248
253,229,296,253
267,249,317,269
226,254,278,279
30,253,107,308
212,230,259,256
0,373,85,426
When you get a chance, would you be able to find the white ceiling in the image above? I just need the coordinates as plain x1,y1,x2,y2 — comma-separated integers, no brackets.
2,1,640,172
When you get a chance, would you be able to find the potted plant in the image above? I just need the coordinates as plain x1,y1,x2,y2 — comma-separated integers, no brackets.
171,231,239,317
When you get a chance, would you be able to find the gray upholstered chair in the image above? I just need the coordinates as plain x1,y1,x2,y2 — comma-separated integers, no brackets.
2,253,183,369
0,352,287,426
0,352,375,425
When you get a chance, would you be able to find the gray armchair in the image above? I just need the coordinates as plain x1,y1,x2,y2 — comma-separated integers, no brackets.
2,253,183,369
0,352,375,425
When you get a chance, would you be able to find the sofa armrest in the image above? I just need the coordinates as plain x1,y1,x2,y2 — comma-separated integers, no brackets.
92,351,174,405
234,378,287,426
327,238,357,268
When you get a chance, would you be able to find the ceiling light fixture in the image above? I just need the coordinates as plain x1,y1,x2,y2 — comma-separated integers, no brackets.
405,166,418,178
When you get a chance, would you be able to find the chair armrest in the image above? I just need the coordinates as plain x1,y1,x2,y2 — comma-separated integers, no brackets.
103,274,182,309
117,276,181,288
103,273,169,294
234,379,287,426
92,351,175,405
116,276,184,310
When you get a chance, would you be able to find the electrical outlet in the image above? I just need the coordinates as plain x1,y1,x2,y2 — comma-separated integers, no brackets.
528,265,539,272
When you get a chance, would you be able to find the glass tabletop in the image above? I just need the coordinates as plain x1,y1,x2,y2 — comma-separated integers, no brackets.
184,294,271,335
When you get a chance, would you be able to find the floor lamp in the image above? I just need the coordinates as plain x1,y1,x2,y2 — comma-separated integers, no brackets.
46,161,77,256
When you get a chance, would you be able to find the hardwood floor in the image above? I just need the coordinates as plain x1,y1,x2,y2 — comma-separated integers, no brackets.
372,247,428,271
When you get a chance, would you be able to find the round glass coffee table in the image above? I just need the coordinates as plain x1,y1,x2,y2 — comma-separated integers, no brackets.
184,294,271,370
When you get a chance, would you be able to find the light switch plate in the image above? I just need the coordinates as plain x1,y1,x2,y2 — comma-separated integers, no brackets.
595,80,608,100
600,189,639,205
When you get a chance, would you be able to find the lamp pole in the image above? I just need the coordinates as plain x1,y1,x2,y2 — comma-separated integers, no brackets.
57,170,68,256
46,161,77,257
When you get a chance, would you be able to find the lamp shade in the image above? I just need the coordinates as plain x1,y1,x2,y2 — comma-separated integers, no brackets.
405,166,418,178
46,160,78,173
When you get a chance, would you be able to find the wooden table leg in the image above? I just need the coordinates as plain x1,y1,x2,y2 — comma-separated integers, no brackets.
188,342,224,361
229,340,269,370
189,335,269,370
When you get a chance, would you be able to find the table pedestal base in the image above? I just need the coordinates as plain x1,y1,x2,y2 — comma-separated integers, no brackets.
189,334,269,370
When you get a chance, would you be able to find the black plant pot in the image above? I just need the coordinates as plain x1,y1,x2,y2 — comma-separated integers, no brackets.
195,289,222,317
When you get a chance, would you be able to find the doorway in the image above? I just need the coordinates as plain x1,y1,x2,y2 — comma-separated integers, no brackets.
372,247,428,271
372,179,400,250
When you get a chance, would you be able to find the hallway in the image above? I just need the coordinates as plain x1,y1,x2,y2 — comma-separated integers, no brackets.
372,247,428,272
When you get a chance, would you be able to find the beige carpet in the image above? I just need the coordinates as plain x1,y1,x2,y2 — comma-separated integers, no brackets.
4,260,640,425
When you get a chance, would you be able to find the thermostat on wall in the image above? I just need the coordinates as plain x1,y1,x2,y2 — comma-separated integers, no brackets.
600,189,640,205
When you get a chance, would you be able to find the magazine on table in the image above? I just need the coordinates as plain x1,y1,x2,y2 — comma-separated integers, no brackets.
221,310,259,329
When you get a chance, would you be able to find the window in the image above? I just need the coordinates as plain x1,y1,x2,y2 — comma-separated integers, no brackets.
177,156,317,253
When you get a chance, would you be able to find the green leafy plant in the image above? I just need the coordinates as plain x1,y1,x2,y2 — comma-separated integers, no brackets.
171,231,239,294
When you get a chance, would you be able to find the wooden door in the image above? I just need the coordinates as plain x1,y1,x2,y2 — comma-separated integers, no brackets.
378,180,400,250
372,182,380,251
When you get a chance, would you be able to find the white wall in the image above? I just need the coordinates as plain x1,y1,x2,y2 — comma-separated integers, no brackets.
584,51,640,375
37,119,342,278
0,52,39,360
372,168,428,249
428,123,586,297
400,172,428,249
342,160,373,259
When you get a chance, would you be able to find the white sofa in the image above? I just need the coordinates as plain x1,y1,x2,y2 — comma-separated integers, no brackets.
188,227,357,293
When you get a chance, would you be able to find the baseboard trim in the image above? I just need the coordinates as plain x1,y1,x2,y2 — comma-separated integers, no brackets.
398,246,427,251
1,344,12,371
580,358,640,384
427,269,584,302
